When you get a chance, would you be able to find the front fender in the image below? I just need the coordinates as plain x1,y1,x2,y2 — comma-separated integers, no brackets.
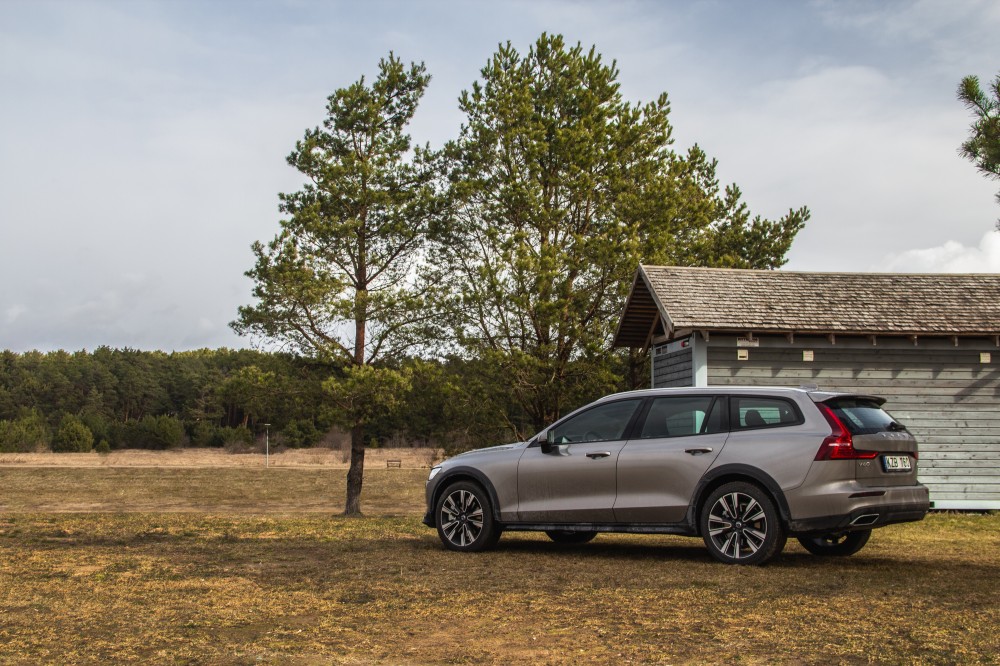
426,466,504,527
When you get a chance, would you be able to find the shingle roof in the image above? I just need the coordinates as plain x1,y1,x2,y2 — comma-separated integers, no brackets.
612,265,1000,348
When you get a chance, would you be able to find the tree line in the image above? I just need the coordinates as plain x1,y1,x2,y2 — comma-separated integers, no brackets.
0,347,329,453
0,346,648,455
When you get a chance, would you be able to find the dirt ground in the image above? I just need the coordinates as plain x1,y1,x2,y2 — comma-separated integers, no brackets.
0,446,442,469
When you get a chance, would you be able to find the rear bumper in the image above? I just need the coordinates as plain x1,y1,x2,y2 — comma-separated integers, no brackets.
789,501,930,535
786,476,930,535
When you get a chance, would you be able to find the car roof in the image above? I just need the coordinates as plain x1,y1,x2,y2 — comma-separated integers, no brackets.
595,386,884,404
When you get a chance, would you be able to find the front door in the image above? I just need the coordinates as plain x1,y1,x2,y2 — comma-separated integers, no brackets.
517,398,643,523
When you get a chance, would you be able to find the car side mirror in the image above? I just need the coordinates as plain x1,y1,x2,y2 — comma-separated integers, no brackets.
541,429,556,454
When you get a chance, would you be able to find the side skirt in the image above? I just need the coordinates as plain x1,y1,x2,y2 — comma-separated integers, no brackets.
501,522,696,536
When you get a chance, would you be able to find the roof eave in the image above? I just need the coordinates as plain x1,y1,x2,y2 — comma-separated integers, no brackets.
612,265,676,348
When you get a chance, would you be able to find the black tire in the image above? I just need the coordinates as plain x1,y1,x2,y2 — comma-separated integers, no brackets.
700,482,786,565
434,481,502,552
797,530,871,557
545,530,598,545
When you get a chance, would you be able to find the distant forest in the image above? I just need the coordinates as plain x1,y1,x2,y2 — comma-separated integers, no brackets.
0,347,557,454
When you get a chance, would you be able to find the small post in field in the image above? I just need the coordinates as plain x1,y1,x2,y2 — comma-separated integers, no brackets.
264,423,271,468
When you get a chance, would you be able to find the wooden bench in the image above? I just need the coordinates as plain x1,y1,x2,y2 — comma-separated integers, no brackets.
386,459,402,468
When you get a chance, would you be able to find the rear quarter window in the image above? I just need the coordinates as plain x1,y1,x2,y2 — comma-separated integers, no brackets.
731,396,803,430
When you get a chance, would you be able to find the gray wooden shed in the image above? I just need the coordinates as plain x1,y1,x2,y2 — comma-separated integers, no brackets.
613,265,1000,510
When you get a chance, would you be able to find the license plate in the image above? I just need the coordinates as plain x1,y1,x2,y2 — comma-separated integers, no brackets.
882,455,912,472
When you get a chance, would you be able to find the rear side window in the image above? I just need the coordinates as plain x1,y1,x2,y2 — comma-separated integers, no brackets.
732,396,803,429
824,398,900,435
638,396,724,439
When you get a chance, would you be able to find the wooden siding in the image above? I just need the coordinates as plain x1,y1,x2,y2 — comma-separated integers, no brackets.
705,335,1000,509
652,344,693,388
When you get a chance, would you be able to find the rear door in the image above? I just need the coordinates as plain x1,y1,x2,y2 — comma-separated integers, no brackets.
614,395,728,523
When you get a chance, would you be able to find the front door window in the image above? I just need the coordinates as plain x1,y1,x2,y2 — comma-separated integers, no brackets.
549,399,641,444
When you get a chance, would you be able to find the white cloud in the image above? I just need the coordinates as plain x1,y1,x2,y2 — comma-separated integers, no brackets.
816,0,1000,71
675,62,998,272
5,305,26,324
882,231,1000,272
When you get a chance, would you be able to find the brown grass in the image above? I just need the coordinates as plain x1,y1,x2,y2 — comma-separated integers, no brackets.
0,447,441,469
0,468,428,514
0,463,998,664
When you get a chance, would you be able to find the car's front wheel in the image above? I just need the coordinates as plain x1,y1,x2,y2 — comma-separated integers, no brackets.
435,481,501,552
700,482,786,565
797,530,871,556
545,530,597,545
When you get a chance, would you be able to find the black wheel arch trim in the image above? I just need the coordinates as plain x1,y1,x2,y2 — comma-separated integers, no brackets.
686,464,792,532
429,466,503,526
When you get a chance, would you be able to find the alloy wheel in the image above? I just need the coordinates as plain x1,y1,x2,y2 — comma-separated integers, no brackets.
439,488,485,548
707,491,769,560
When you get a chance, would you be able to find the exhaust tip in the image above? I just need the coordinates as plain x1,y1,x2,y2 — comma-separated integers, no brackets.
850,514,879,526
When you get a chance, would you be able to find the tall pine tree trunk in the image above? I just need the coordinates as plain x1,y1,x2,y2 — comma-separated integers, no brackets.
344,423,365,515
344,286,367,516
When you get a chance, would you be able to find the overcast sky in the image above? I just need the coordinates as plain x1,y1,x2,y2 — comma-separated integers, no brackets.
2,0,999,352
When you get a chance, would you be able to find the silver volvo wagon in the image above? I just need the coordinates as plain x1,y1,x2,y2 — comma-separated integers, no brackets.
423,387,929,565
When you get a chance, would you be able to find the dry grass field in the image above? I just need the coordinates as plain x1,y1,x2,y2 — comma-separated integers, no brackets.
1,456,998,665
0,447,441,470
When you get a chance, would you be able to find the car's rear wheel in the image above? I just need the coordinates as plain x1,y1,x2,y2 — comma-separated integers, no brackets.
435,481,501,552
797,530,871,556
700,482,786,565
545,530,598,545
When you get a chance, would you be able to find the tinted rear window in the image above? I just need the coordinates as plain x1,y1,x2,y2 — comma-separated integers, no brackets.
638,396,723,438
732,396,803,429
824,398,899,435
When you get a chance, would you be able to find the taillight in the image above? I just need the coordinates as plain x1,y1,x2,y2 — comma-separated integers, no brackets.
815,403,879,460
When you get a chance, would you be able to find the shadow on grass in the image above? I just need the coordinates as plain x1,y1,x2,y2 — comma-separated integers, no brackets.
10,514,1000,586
466,531,1000,580
492,535,715,563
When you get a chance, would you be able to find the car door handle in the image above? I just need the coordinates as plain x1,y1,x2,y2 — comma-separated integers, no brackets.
684,448,713,455
586,451,612,459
